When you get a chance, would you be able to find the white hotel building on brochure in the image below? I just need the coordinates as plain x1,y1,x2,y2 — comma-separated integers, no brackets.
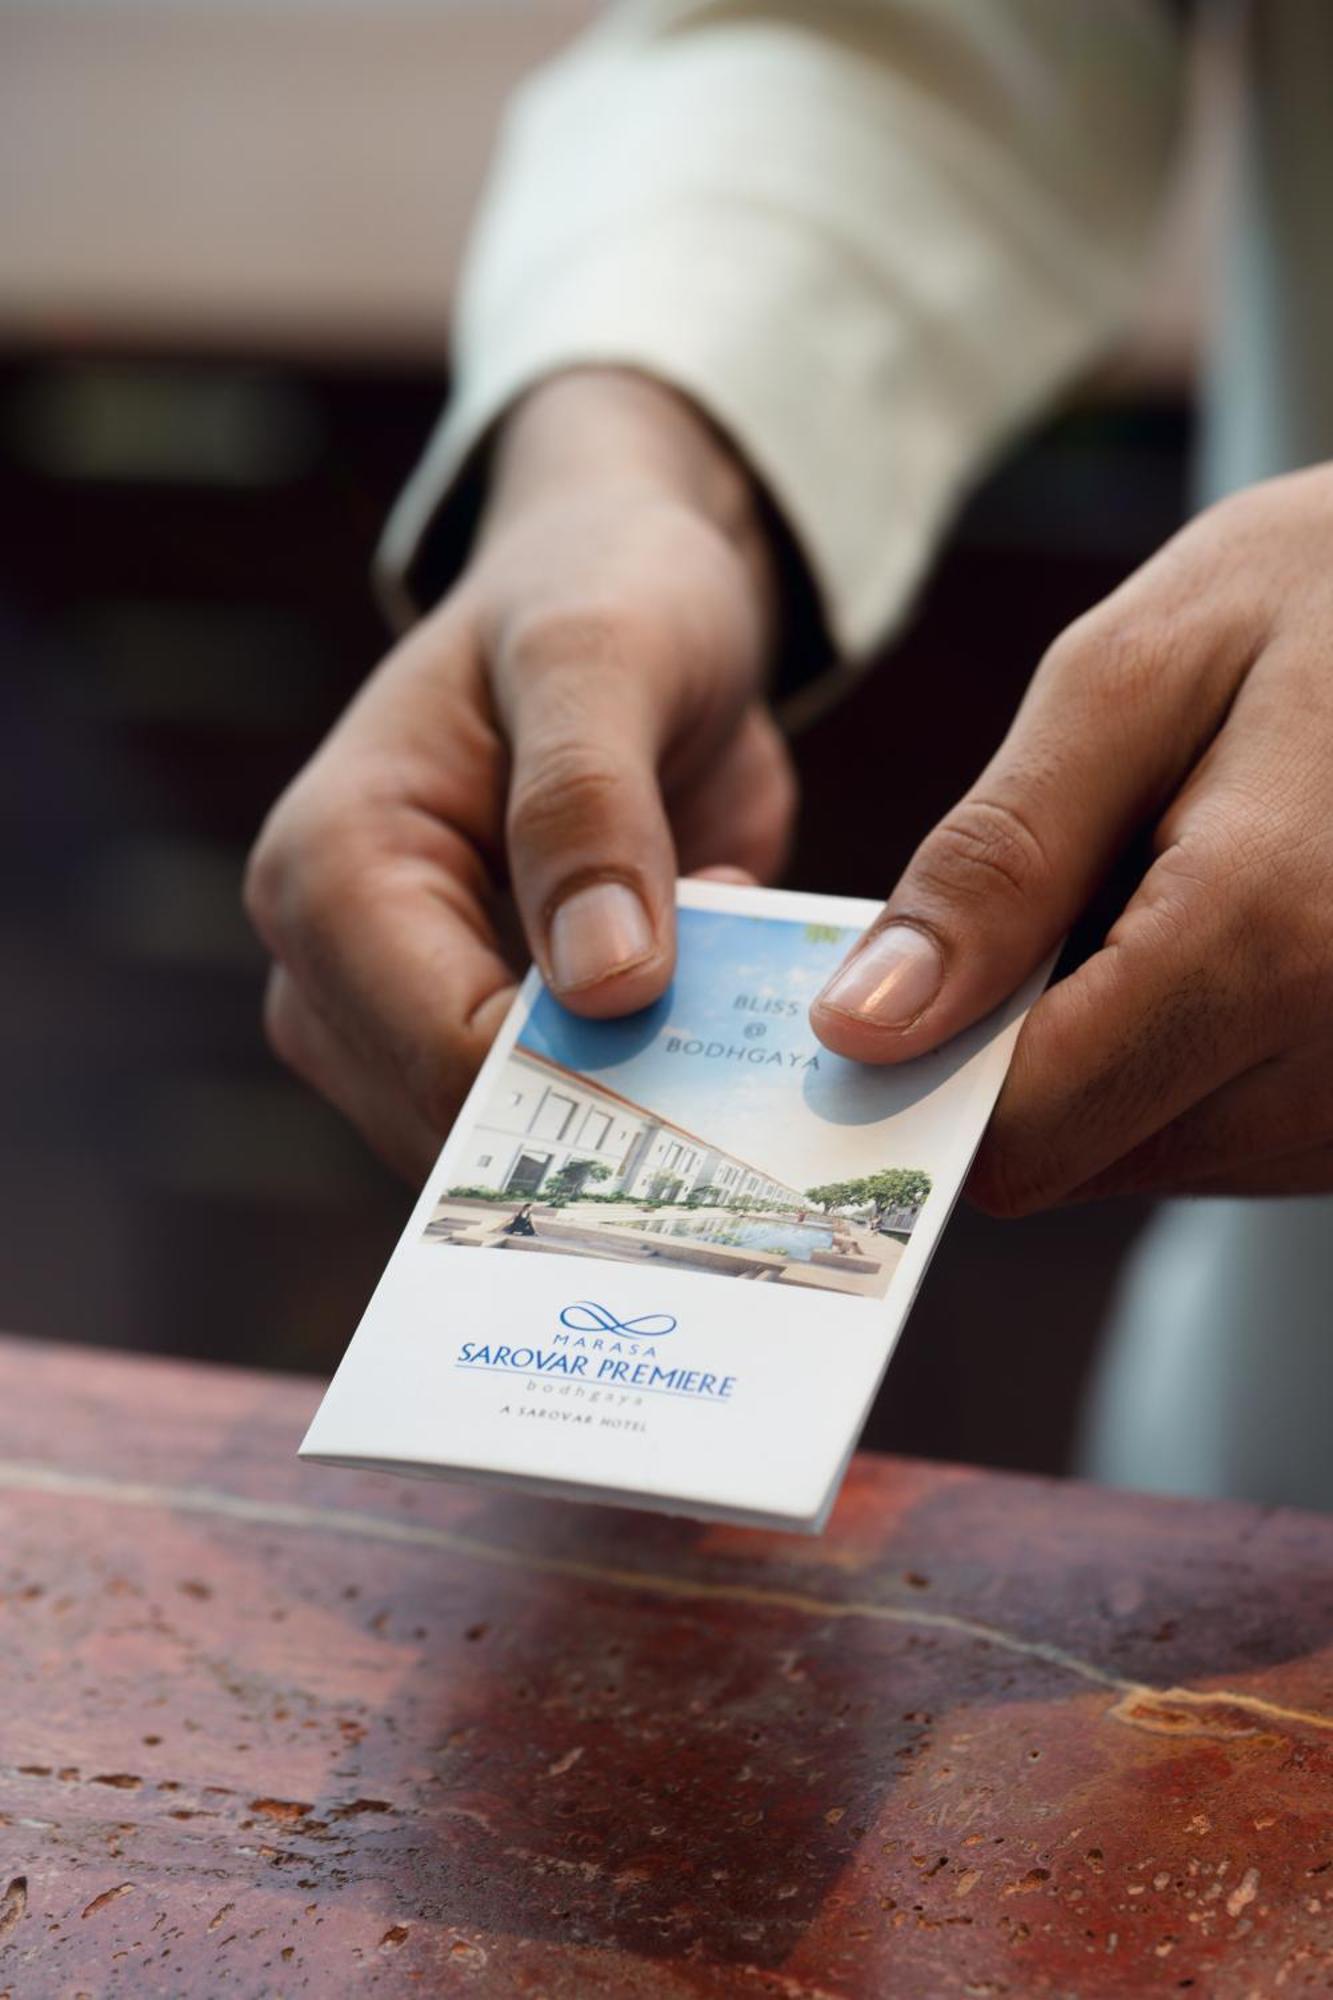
452,1045,806,1211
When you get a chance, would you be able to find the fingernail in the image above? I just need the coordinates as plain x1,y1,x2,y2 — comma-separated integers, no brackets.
815,923,944,1027
548,881,655,991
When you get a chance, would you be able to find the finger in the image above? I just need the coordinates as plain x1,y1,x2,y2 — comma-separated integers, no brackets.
248,808,517,1151
1053,1042,1333,1203
494,610,693,1018
965,847,1270,1215
810,551,1261,1064
670,702,797,881
264,967,443,1182
971,653,1329,1212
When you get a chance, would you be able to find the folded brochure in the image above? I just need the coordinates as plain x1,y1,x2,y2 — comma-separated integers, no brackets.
301,879,1044,1531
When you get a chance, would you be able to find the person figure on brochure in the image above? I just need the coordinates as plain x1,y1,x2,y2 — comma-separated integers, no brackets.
246,5,1333,1508
500,1203,538,1239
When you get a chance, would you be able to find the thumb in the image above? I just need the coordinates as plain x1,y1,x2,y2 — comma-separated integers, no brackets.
497,615,687,1017
809,602,1239,1063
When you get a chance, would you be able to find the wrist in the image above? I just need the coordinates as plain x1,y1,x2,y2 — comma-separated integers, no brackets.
482,368,776,621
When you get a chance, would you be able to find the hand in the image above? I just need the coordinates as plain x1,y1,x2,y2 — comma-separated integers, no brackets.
811,464,1333,1211
245,369,794,1179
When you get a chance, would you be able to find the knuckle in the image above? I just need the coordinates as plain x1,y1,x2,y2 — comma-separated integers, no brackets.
507,744,628,851
1201,479,1281,541
244,781,351,947
261,973,305,1076
505,601,653,683
1044,605,1179,713
1250,879,1333,1026
1146,820,1332,1033
772,744,800,839
408,1055,467,1140
249,793,375,961
242,820,290,948
1129,838,1221,936
968,1137,1045,1220
294,838,363,942
1285,915,1333,1015
969,1031,1071,1218
748,708,799,828
913,795,1053,908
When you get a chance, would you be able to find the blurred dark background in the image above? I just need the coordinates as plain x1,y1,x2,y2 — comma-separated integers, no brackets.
0,2,1229,1477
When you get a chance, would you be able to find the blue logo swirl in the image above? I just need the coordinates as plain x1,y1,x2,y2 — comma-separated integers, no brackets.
559,1300,677,1339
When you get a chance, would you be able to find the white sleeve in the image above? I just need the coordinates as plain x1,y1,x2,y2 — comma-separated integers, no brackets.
375,0,1183,689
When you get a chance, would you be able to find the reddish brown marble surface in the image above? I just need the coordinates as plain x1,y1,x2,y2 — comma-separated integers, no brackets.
1,1335,1332,1997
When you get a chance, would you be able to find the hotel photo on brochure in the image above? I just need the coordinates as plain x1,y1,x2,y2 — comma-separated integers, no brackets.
423,904,935,1301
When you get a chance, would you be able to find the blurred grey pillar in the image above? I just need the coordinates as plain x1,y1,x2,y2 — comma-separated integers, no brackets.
1078,3,1333,1507
1079,1200,1333,1507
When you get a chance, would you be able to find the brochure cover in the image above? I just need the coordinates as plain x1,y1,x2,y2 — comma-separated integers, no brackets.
301,879,1044,1531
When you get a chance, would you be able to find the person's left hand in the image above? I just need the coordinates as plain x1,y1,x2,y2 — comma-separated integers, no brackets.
810,463,1333,1212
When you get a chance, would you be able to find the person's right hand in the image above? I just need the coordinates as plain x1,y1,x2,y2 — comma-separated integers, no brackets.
244,369,794,1180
